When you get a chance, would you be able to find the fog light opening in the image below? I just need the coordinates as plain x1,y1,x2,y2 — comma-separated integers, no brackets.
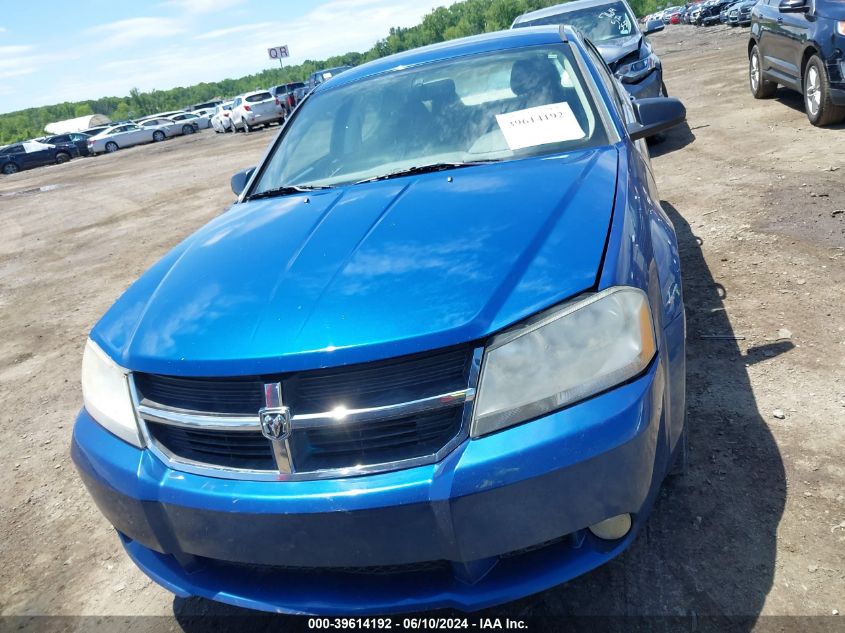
588,513,632,540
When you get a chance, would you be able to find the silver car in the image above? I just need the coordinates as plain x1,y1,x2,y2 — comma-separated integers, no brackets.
170,112,210,130
140,117,197,138
86,124,156,154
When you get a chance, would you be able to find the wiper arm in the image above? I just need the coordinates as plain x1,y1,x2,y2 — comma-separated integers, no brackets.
354,160,497,185
245,184,333,201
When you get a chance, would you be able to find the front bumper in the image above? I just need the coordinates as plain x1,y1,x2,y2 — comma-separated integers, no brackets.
619,65,664,99
73,355,673,614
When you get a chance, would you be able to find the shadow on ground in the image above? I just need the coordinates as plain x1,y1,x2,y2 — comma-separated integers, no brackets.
171,202,787,633
649,121,696,159
773,88,845,130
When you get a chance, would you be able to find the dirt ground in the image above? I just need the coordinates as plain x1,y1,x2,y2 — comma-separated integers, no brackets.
0,23,843,631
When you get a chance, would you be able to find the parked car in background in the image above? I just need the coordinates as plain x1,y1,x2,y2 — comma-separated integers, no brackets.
42,133,91,157
662,5,683,21
230,90,285,132
749,0,845,125
186,100,222,112
1,140,77,174
210,102,234,133
728,0,758,25
139,117,191,139
271,82,306,113
513,0,668,99
292,84,310,104
306,65,352,93
720,1,739,22
137,111,185,123
169,112,207,130
73,24,688,616
695,0,735,25
86,123,156,154
82,124,111,137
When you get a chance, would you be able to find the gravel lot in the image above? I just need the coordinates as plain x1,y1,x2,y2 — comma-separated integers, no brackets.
0,24,843,631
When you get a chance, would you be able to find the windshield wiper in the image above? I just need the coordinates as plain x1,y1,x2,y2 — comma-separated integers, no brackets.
353,160,498,185
245,184,333,201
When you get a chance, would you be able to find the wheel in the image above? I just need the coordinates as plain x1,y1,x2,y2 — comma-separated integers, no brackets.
153,130,165,142
182,125,194,135
55,152,71,164
231,121,239,133
105,142,119,153
244,123,253,133
804,55,845,127
2,162,19,174
749,45,777,99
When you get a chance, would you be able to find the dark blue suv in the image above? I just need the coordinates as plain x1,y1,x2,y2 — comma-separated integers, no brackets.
749,0,845,126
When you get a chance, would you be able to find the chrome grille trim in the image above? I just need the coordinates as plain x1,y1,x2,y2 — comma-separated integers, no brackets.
130,347,483,481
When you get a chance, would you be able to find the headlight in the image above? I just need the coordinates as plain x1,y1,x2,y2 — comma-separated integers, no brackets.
616,52,659,83
471,287,656,438
837,21,845,36
81,339,142,447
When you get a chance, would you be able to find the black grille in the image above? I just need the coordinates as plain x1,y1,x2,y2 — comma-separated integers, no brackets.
134,374,263,414
134,345,472,415
136,344,476,475
291,405,464,472
147,422,275,470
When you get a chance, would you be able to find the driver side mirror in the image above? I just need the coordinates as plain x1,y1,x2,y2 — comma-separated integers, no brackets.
778,0,808,11
231,166,255,197
627,97,686,141
643,19,665,35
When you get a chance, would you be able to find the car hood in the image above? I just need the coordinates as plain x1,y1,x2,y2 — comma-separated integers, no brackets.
597,34,643,66
93,147,619,376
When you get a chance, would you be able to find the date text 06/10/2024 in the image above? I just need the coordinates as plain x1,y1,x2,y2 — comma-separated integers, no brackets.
307,618,529,630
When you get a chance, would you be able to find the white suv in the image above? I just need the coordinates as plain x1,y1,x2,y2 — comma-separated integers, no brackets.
231,91,285,132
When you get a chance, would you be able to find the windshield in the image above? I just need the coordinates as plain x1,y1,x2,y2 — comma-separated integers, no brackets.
252,45,607,193
515,2,638,42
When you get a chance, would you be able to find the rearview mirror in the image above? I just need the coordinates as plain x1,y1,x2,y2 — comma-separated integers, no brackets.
627,97,686,141
778,0,808,11
643,19,665,35
231,166,255,197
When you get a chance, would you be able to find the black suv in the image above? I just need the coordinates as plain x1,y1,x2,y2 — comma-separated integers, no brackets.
749,0,845,126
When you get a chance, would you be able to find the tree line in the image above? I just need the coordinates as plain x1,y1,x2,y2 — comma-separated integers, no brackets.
0,0,667,145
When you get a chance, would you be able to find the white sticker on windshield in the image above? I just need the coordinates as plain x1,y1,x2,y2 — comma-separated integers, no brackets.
495,102,585,151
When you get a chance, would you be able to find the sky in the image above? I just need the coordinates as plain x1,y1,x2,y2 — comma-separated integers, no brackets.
0,0,449,114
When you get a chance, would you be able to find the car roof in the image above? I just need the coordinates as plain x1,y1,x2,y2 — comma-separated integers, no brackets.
513,0,631,25
242,89,271,96
320,26,567,93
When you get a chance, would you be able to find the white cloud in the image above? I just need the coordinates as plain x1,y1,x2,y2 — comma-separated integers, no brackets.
0,45,54,82
4,0,449,113
194,22,271,40
86,17,185,49
160,0,246,13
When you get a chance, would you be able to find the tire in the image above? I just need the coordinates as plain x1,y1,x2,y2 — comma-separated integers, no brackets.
804,54,845,127
105,142,119,153
153,130,166,142
749,45,777,99
182,125,194,135
55,152,71,164
2,162,19,175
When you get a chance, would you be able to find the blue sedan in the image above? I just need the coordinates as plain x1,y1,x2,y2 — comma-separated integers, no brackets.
73,25,687,614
